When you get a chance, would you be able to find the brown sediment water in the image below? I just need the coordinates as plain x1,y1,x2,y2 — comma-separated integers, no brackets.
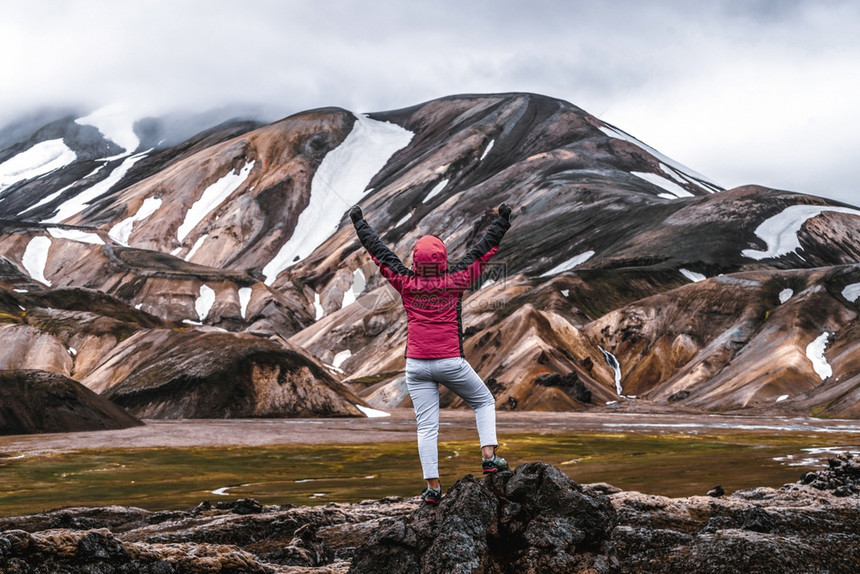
1,409,858,517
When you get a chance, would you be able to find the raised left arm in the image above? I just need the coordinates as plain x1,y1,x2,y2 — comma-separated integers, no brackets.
448,204,512,287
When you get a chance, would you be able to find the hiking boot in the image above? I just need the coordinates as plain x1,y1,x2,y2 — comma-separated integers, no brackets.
421,486,442,504
482,454,509,473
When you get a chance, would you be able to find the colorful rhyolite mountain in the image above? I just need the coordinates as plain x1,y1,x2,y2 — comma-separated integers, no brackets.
1,93,858,429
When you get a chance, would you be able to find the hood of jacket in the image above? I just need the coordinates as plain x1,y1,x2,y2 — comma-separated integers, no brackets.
412,235,448,276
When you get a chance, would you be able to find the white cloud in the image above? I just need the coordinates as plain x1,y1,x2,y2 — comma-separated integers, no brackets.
1,1,859,206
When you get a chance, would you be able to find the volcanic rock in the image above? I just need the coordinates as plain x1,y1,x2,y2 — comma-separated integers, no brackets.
350,462,616,573
799,452,860,496
2,462,859,573
95,330,365,419
0,369,141,435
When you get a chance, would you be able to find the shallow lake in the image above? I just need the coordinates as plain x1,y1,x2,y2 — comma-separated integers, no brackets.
2,425,858,517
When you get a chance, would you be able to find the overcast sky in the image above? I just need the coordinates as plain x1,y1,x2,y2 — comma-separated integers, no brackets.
1,0,858,205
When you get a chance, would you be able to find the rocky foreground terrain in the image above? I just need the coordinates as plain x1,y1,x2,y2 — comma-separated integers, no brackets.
1,93,859,428
1,458,859,573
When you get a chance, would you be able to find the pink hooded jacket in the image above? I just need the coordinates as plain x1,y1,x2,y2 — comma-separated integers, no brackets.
354,215,510,358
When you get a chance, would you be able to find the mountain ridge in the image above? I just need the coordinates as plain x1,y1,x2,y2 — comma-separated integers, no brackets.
0,92,858,428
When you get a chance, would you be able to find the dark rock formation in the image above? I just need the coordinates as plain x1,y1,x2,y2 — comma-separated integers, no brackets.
215,497,265,514
1,462,859,573
98,330,366,419
667,390,690,402
799,452,860,496
535,372,592,403
0,369,141,435
0,496,415,573
350,462,616,574
706,485,724,497
610,485,860,573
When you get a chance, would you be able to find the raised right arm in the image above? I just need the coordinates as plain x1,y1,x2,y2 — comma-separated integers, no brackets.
350,206,412,290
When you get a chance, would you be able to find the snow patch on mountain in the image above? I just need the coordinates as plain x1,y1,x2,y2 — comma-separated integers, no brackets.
480,139,495,161
47,227,104,245
0,139,77,190
185,234,208,261
109,196,162,245
600,124,720,191
424,178,449,203
262,114,413,284
341,267,366,308
314,292,324,320
177,161,254,243
342,268,368,308
632,171,694,199
806,332,832,380
341,287,356,308
76,105,140,156
19,164,107,216
396,211,413,227
659,162,718,194
742,205,860,260
679,268,706,282
19,181,77,216
195,284,216,322
660,163,689,185
42,151,149,224
332,349,352,369
22,236,52,285
843,283,860,303
238,287,252,319
540,251,595,277
356,404,391,418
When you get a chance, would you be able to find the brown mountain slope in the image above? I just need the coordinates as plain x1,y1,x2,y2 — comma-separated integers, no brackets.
586,264,860,416
0,369,142,435
1,93,858,418
0,281,368,421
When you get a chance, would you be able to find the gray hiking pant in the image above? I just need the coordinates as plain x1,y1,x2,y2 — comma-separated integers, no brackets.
405,356,498,480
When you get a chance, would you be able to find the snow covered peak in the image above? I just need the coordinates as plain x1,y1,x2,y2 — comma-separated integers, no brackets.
76,104,141,157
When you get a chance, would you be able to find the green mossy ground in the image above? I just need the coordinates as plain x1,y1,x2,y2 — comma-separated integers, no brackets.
1,430,854,517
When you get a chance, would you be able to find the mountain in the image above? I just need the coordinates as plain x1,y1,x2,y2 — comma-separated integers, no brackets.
0,93,858,421
0,369,142,434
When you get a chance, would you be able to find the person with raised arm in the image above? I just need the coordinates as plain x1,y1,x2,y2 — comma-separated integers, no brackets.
349,203,513,504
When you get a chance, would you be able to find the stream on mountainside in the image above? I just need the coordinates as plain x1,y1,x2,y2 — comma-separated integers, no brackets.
1,429,858,517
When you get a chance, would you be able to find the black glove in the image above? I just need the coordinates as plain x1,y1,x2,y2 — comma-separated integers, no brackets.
498,203,512,221
349,205,363,223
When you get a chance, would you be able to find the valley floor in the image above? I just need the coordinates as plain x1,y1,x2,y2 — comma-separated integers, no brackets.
2,407,858,455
